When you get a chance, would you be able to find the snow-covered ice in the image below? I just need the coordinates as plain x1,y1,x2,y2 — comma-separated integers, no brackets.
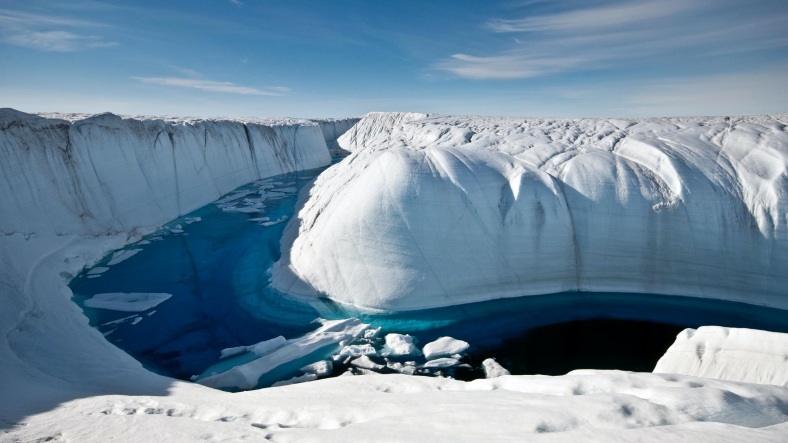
483,358,511,378
654,326,788,386
83,292,172,312
422,336,470,360
380,333,421,358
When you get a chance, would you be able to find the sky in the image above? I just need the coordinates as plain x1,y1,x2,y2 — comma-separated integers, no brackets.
1,0,787,118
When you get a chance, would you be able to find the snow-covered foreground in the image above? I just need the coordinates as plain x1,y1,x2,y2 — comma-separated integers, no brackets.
272,112,788,311
1,110,787,441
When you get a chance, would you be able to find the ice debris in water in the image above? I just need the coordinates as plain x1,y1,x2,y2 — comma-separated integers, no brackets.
106,249,141,266
83,292,172,312
423,337,470,360
482,358,511,378
380,333,421,358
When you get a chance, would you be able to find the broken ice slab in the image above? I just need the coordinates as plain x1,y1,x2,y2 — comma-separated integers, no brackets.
87,266,110,276
219,336,287,359
422,336,469,360
106,249,142,266
195,318,369,391
83,292,173,312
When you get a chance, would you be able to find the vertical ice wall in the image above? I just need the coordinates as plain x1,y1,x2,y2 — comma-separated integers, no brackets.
0,109,333,236
312,118,361,155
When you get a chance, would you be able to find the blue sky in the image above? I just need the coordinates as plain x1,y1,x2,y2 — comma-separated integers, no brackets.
1,0,787,118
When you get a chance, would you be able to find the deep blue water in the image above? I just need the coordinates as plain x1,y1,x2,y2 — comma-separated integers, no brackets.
70,164,788,386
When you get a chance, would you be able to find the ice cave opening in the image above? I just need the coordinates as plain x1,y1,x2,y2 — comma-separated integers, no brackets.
68,163,788,391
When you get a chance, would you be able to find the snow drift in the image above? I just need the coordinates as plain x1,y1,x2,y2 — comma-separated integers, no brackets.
272,112,788,311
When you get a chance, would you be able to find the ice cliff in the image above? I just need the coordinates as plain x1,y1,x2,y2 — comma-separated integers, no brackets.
272,112,788,311
0,109,352,236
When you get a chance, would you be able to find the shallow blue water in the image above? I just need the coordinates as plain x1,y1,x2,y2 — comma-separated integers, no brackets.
70,164,788,386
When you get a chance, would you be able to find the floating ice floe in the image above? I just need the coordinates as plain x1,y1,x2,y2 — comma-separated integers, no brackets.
482,358,511,378
87,266,109,276
300,360,333,378
338,343,377,358
351,355,386,371
380,333,420,358
106,249,142,266
83,292,173,312
422,336,470,360
423,357,461,369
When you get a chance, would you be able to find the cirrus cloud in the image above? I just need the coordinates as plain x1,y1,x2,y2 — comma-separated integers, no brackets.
133,77,287,96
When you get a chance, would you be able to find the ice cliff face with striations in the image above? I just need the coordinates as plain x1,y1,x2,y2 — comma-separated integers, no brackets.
272,112,788,311
0,108,345,236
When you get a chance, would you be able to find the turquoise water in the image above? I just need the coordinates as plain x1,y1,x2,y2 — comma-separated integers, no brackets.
70,164,788,387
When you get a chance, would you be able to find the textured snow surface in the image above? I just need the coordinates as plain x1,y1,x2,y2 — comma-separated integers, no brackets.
273,112,788,311
2,109,788,441
655,326,788,386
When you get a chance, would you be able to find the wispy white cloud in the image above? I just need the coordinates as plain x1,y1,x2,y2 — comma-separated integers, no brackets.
485,0,699,33
0,8,117,51
4,30,117,52
437,0,788,80
134,77,287,96
437,53,586,79
228,0,243,6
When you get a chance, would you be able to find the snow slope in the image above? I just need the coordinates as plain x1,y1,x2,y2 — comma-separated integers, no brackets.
655,326,788,386
1,109,787,441
272,112,788,311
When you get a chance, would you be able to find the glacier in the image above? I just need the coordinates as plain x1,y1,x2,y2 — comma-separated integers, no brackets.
1,109,788,441
272,112,788,311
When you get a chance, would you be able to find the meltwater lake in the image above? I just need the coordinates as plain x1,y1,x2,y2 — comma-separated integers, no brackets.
70,162,788,389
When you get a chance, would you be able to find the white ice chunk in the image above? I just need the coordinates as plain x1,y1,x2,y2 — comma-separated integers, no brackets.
482,358,511,378
101,314,138,326
363,327,382,339
83,292,172,312
423,357,460,369
422,337,469,360
184,217,201,224
300,360,333,378
106,249,142,266
654,326,788,386
338,343,377,357
87,266,109,275
350,355,385,371
386,361,417,375
381,333,421,357
251,336,288,356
